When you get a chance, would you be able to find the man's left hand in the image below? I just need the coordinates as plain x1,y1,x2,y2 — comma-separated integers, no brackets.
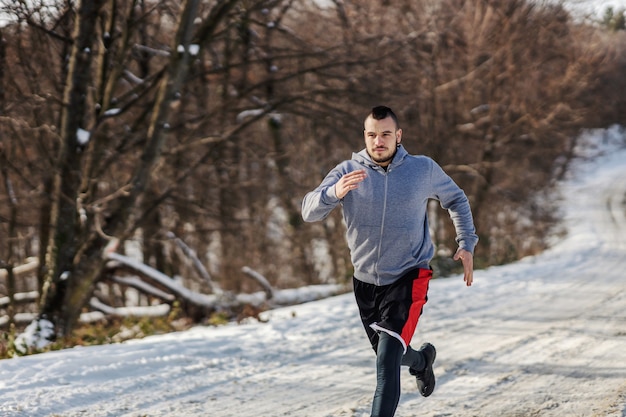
453,248,474,286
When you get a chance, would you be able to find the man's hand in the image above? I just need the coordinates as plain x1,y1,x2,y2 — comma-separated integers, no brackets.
335,169,367,199
453,248,474,286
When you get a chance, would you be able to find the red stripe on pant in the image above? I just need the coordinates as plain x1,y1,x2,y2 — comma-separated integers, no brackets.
400,268,432,347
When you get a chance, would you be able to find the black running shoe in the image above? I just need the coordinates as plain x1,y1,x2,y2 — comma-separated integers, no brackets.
409,343,436,397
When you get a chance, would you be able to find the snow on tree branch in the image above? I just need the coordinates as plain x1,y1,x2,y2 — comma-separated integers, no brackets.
89,298,171,317
106,252,220,308
167,232,222,295
111,276,176,302
241,266,274,300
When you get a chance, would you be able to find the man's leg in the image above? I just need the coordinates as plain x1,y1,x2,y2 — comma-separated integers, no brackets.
401,345,424,370
353,277,382,352
404,343,437,397
371,332,404,417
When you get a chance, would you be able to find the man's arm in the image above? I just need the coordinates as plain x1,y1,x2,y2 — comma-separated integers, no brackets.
429,159,478,285
302,168,367,222
334,169,366,199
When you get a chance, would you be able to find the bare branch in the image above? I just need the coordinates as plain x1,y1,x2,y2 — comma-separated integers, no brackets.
242,266,274,300
166,231,222,295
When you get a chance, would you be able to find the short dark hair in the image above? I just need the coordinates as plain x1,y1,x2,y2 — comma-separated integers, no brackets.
368,105,399,129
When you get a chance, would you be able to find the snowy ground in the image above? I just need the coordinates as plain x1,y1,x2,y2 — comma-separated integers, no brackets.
1,127,625,417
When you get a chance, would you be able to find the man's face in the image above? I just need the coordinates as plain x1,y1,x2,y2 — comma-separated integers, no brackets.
364,116,402,167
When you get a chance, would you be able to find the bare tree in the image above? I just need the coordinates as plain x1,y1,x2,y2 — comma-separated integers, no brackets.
1,0,625,349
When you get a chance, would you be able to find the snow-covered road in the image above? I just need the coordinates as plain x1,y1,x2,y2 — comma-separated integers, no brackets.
0,128,625,417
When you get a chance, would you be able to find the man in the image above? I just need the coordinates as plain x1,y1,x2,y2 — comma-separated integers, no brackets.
301,106,478,416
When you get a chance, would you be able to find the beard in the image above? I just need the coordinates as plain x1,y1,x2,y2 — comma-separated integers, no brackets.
368,147,397,166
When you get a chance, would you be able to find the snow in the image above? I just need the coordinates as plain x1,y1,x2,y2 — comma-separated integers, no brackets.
177,44,200,56
13,319,55,354
76,128,90,146
103,108,121,117
0,128,625,416
236,108,265,123
561,0,626,18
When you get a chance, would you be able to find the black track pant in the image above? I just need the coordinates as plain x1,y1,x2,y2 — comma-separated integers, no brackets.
371,332,404,417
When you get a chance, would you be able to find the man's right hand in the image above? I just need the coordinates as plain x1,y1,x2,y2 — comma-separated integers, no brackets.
335,169,367,199
453,248,474,286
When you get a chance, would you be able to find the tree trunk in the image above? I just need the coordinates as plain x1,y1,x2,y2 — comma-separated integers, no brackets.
0,160,17,326
40,0,107,335
41,0,203,338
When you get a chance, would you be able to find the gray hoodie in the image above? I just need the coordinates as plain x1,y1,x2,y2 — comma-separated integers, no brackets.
302,145,478,286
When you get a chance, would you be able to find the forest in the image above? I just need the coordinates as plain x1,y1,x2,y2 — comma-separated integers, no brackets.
0,0,625,355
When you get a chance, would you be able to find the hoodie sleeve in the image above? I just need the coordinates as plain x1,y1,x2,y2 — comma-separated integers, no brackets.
429,159,479,254
301,165,345,222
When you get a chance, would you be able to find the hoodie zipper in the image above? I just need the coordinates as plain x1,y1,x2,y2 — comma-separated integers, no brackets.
375,169,389,285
